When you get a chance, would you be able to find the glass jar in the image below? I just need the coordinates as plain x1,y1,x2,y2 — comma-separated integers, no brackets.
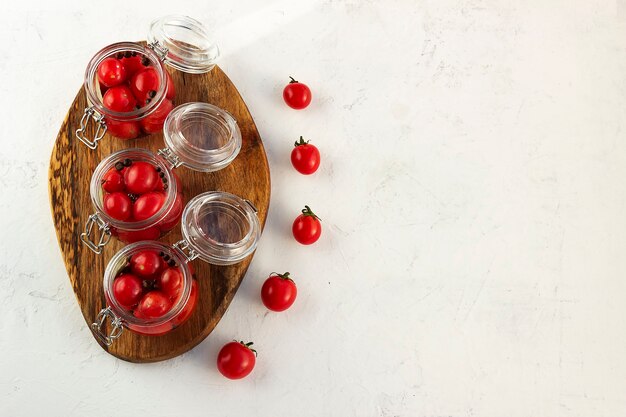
81,102,242,254
76,15,220,149
91,191,261,345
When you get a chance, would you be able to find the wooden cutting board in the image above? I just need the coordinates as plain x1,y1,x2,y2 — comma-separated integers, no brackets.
48,64,270,363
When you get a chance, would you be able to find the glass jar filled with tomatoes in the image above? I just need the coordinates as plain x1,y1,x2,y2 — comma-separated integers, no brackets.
76,15,219,149
81,102,242,253
91,191,261,345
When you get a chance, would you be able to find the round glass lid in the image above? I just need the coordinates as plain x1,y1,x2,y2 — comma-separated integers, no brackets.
181,191,261,266
148,15,220,74
163,102,242,172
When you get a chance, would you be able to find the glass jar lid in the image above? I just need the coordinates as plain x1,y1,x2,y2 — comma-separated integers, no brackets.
148,15,219,74
181,192,261,266
163,102,242,172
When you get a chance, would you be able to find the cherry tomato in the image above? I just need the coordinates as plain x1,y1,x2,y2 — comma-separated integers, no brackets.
217,341,257,380
103,192,132,221
113,273,143,307
140,98,174,134
105,119,141,140
130,67,160,105
130,250,163,277
165,70,176,100
159,267,183,299
173,279,197,326
103,85,136,113
133,192,166,221
291,136,320,175
158,192,183,231
120,54,146,77
261,272,297,312
117,226,160,243
101,169,125,192
292,205,322,245
123,161,159,194
97,57,127,88
137,291,172,318
283,76,311,109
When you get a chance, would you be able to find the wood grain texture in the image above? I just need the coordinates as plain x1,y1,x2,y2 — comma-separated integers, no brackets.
48,64,270,363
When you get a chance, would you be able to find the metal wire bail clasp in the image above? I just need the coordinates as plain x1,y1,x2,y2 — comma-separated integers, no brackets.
91,307,124,346
80,213,111,254
76,107,107,150
148,40,169,61
157,147,182,169
173,239,199,262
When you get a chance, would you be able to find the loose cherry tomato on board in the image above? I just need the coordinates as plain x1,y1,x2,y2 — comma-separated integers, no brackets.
217,341,257,380
101,169,125,193
137,290,172,318
123,161,159,194
130,250,163,277
97,57,127,88
261,272,297,312
112,273,143,307
103,192,132,221
291,136,320,175
292,205,322,245
283,76,311,110
132,192,166,221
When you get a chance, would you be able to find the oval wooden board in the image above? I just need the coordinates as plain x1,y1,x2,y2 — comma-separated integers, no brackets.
49,64,270,363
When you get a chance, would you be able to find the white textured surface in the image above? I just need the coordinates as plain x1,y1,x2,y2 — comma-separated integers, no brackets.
1,1,626,416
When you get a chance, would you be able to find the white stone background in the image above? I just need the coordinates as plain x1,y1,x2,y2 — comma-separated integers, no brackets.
1,0,626,416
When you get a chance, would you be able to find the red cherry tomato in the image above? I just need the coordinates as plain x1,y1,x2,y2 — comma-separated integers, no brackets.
103,85,136,113
105,119,141,140
113,273,143,307
291,136,320,175
137,291,172,318
132,192,166,221
283,76,311,110
159,267,183,299
158,192,183,231
97,57,127,88
261,272,297,312
103,192,132,221
292,205,322,245
123,161,159,194
117,226,160,243
217,341,257,380
120,54,146,77
173,279,197,326
130,250,163,277
101,169,125,192
141,98,174,134
130,67,160,105
165,70,175,100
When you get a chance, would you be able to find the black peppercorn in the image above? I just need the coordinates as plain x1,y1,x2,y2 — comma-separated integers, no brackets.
124,51,131,58
168,260,176,267
148,90,157,98
123,158,132,167
141,57,150,66
115,162,124,171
